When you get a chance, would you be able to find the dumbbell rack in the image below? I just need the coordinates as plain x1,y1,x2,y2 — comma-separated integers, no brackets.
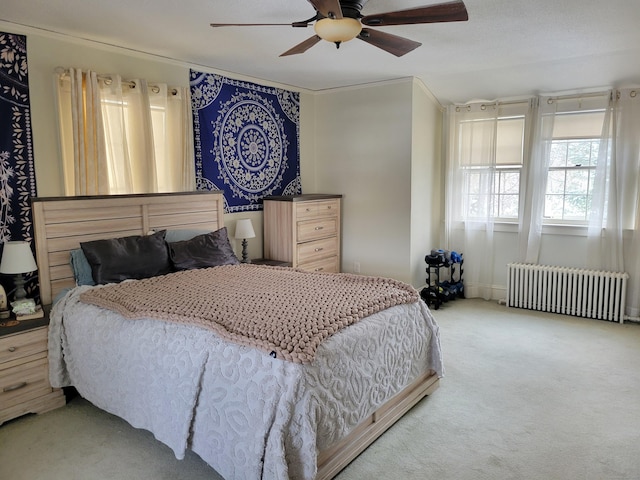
420,253,464,310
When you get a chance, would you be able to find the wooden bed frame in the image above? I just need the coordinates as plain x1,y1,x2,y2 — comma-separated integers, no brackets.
31,191,439,479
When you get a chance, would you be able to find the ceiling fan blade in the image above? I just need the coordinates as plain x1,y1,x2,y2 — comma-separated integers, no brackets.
211,21,311,28
361,0,468,27
280,35,322,57
307,0,343,19
357,28,422,57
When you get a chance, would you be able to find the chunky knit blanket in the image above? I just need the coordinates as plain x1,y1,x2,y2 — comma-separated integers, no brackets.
79,264,419,363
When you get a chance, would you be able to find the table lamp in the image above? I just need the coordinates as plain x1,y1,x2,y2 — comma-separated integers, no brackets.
0,241,38,301
234,219,255,263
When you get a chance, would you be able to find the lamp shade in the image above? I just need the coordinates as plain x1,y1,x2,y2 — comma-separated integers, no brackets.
0,241,38,274
234,219,256,240
314,17,362,43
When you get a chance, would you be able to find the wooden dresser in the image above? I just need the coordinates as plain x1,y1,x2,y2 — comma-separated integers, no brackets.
263,194,342,273
0,314,66,425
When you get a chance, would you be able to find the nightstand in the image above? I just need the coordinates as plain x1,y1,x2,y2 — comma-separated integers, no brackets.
263,194,342,273
0,307,66,425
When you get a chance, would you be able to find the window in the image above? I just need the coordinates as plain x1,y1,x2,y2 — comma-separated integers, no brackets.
459,115,525,220
543,110,606,223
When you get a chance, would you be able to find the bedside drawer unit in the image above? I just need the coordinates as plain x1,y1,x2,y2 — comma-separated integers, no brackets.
0,327,47,365
1,357,51,410
296,199,339,220
297,237,338,265
0,324,66,425
264,194,342,272
297,217,338,243
299,255,339,273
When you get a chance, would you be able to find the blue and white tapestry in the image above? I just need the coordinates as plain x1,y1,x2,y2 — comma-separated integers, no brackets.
0,32,39,301
190,70,301,212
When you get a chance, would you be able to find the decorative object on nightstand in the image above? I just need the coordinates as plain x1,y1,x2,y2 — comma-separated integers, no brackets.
0,241,43,322
0,284,9,321
0,241,38,301
234,219,256,263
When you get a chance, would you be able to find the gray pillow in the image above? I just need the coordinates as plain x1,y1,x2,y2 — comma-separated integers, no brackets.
81,230,171,285
169,227,240,270
164,229,212,243
70,248,96,286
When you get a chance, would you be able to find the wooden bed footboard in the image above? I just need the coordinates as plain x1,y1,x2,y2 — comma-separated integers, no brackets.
317,370,440,480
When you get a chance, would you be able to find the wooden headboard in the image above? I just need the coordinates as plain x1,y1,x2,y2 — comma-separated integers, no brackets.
32,191,225,305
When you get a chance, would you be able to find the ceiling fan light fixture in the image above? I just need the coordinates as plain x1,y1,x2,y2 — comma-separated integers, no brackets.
314,17,362,44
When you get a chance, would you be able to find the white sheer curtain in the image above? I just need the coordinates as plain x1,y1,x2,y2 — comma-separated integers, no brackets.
518,97,554,263
55,68,195,195
55,68,110,195
445,103,499,300
519,93,612,264
587,88,640,316
158,85,196,192
100,75,157,194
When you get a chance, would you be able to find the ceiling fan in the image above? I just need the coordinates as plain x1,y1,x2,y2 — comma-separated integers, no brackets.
210,0,468,57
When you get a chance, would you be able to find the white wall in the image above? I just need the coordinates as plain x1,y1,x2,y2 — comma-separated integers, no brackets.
311,79,442,286
410,80,443,288
312,81,412,282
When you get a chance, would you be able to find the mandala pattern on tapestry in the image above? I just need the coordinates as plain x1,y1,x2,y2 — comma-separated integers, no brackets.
190,71,301,212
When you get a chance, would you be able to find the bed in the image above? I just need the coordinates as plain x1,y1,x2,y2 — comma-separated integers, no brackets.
32,191,443,480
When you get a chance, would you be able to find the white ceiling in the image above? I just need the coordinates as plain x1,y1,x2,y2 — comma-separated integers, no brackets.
2,0,640,104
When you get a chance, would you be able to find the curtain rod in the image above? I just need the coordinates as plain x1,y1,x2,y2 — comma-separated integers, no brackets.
55,67,178,96
544,90,611,104
455,90,614,110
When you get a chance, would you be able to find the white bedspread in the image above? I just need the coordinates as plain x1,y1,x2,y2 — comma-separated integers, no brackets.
49,285,443,480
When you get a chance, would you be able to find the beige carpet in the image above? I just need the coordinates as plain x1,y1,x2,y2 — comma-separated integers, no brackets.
1,299,639,480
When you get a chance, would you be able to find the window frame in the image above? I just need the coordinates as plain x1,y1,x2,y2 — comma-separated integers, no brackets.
457,113,526,222
542,109,606,226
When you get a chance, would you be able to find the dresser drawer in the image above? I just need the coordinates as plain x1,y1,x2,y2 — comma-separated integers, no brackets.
298,255,339,273
296,199,340,220
297,237,338,265
0,327,47,365
0,357,51,410
297,217,338,242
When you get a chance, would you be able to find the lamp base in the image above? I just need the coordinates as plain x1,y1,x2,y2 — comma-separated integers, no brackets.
13,273,28,301
241,239,250,263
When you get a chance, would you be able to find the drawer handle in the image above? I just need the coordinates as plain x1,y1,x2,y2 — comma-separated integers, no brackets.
315,267,324,271
305,208,311,212
314,226,324,230
8,346,17,352
314,247,324,252
3,381,28,393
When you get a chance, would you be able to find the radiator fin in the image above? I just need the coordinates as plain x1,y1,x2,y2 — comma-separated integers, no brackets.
506,264,628,323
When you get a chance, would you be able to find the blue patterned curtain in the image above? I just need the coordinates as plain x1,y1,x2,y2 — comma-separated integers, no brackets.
0,32,39,301
190,71,301,212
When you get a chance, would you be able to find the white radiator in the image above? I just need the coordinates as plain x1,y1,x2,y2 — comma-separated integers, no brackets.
506,263,629,323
